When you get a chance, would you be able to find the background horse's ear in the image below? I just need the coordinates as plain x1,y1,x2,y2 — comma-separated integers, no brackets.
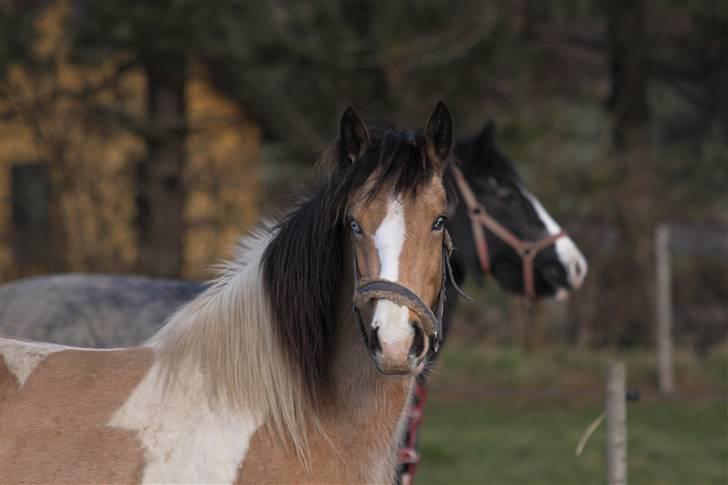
457,119,497,176
340,106,370,164
425,101,453,169
479,119,497,151
479,119,496,148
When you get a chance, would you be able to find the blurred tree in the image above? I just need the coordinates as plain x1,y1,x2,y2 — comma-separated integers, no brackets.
604,0,654,344
205,0,501,157
68,1,203,276
1,1,261,279
0,1,39,76
1,0,724,346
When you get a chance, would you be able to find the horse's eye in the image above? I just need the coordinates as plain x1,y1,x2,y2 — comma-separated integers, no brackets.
432,215,447,232
350,219,363,235
488,177,514,198
497,187,514,198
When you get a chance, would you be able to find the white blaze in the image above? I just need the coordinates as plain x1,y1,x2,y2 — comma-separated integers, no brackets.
371,197,412,346
521,189,588,289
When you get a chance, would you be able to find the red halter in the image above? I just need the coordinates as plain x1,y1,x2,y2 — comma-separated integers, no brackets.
450,165,567,300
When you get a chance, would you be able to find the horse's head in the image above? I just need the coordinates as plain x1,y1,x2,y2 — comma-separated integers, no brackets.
451,121,587,299
330,103,453,376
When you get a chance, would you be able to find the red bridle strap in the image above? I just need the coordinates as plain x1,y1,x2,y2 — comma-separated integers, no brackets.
451,165,567,300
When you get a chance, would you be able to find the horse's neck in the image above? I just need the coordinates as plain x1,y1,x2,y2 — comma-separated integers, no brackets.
329,303,412,416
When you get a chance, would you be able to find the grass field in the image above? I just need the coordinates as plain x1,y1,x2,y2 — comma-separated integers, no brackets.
415,341,727,484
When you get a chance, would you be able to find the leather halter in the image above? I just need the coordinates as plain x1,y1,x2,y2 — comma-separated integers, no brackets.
352,230,466,357
451,165,567,300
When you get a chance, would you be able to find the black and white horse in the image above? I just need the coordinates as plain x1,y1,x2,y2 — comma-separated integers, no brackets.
442,120,587,323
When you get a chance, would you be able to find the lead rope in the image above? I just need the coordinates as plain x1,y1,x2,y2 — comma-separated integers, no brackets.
395,234,469,484
398,381,428,485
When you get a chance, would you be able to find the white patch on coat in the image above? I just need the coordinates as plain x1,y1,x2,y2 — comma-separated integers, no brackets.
520,189,588,289
371,197,413,345
0,338,67,386
109,361,260,484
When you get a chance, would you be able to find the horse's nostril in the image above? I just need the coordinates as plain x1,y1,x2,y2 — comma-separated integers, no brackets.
368,327,382,356
409,321,425,359
573,261,582,277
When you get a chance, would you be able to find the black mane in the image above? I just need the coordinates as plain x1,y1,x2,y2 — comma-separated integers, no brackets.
262,127,447,404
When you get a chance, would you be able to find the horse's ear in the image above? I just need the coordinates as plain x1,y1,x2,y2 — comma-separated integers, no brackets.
474,119,497,163
425,101,453,168
340,106,370,164
479,120,496,149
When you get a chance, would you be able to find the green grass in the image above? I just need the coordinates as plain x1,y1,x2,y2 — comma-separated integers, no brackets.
414,342,727,484
417,399,727,484
429,341,728,401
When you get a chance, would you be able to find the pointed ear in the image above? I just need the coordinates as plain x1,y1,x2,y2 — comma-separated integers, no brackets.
477,119,497,155
425,101,453,168
340,107,370,164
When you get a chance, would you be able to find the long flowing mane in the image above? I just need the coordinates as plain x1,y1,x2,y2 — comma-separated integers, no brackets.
150,126,447,460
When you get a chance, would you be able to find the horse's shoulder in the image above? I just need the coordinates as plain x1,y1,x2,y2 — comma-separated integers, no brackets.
0,339,153,484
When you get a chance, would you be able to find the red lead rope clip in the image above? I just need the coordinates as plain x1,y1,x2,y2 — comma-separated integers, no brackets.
398,447,420,464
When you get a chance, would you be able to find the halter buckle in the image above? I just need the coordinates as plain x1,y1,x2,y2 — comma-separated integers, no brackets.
398,447,420,465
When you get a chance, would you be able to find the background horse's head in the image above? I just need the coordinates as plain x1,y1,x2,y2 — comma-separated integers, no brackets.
335,103,453,375
450,121,587,299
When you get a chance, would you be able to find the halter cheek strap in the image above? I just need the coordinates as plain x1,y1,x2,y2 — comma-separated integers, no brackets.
451,165,567,300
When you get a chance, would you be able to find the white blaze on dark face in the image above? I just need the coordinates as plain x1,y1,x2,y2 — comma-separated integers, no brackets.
370,196,413,360
520,188,588,291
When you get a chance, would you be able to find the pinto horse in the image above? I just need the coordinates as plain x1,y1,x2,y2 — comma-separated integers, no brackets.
0,103,459,484
0,118,589,484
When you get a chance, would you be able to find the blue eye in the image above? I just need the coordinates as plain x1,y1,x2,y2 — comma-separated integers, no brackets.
350,219,363,235
432,216,447,231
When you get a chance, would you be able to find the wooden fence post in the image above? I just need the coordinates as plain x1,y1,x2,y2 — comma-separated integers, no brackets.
655,224,675,395
606,361,627,485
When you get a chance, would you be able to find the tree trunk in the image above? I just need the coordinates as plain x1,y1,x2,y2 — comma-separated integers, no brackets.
136,68,187,277
604,0,656,345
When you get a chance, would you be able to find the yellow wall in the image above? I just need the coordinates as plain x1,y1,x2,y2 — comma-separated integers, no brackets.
0,3,260,281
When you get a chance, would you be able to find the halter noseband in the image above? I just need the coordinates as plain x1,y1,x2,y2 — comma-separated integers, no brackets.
352,231,466,357
451,165,567,300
